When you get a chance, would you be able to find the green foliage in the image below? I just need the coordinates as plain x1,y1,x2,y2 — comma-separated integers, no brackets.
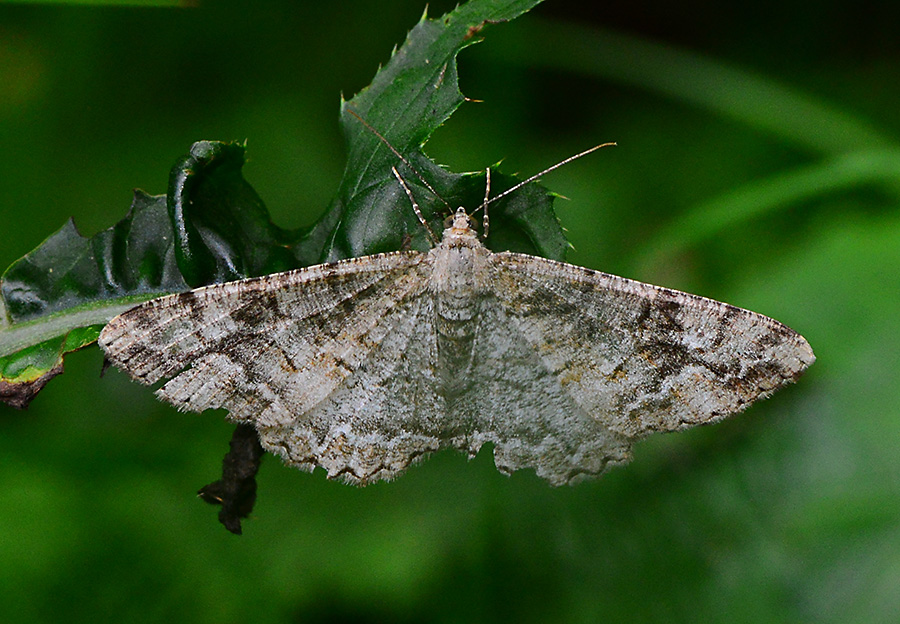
323,0,562,263
165,141,295,287
0,191,185,404
0,0,553,405
1,0,899,623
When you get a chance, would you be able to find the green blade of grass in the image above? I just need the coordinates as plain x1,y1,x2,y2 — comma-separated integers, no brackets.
636,148,900,265
487,19,893,154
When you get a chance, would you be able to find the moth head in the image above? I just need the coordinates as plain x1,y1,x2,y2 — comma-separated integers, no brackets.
444,207,478,234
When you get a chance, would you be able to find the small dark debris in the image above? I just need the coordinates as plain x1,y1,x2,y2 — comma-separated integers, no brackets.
198,423,265,535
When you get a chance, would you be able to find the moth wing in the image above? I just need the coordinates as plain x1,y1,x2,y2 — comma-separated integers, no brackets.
488,252,814,439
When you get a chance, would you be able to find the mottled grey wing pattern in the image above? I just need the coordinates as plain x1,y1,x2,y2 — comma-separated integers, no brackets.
460,300,634,485
262,293,448,483
488,252,815,440
100,251,452,482
101,229,814,487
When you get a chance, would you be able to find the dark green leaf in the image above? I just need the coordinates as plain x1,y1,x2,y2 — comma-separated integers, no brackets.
2,190,185,324
298,0,561,264
168,141,296,287
1,0,563,408
0,191,190,406
0,325,101,408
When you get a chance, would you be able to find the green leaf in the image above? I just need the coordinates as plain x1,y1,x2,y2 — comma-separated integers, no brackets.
303,0,561,264
167,141,298,288
0,0,560,408
0,141,290,406
0,325,102,409
0,191,188,406
1,193,183,342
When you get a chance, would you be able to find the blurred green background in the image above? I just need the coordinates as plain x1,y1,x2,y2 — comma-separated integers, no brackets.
1,0,899,622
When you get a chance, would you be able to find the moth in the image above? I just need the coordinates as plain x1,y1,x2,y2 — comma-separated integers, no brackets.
100,129,814,486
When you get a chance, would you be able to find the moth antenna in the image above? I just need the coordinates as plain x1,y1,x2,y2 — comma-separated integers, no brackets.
392,167,438,245
481,168,491,239
346,108,452,214
486,142,617,207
